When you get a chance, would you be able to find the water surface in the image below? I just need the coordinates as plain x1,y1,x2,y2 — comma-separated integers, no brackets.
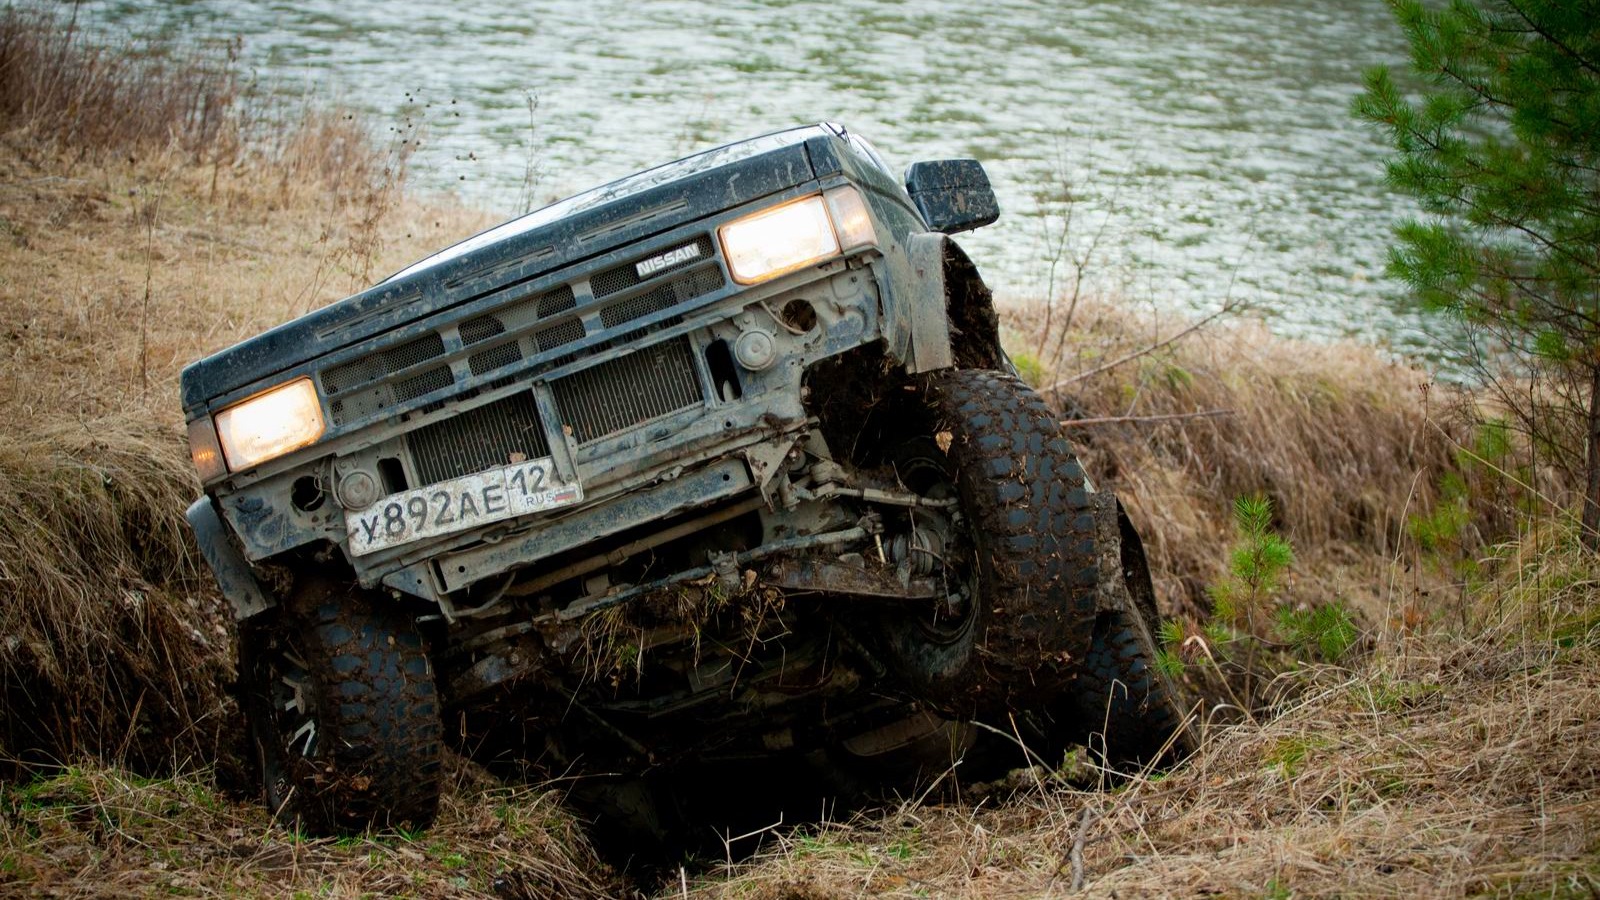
82,0,1432,356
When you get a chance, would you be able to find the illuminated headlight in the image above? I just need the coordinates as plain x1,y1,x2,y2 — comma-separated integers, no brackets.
211,377,325,472
719,187,878,285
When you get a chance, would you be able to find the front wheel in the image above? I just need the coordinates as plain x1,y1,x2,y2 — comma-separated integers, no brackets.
876,369,1100,718
239,579,443,834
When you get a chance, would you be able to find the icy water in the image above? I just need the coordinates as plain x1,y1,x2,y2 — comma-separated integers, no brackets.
81,0,1433,356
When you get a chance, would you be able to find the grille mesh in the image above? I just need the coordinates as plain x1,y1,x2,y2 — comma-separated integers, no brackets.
459,283,575,349
535,319,585,352
408,391,551,486
551,337,703,444
394,366,453,402
323,333,446,395
469,342,523,376
590,236,715,299
601,266,723,329
537,285,576,317
459,315,505,345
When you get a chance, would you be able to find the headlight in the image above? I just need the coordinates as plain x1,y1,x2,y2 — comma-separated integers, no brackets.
718,187,878,285
212,377,325,472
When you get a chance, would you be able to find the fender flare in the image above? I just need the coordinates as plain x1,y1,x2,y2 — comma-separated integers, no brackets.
186,498,275,620
893,233,1006,374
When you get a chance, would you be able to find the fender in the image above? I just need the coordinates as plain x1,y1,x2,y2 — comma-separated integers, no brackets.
875,232,1007,374
186,498,275,620
904,233,956,372
877,231,959,374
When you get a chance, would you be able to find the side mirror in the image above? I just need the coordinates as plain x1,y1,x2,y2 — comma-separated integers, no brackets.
904,159,999,234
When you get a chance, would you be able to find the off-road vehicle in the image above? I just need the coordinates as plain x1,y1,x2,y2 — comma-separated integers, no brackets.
182,123,1187,836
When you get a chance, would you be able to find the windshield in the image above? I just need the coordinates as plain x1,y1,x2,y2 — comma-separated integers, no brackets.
386,125,826,282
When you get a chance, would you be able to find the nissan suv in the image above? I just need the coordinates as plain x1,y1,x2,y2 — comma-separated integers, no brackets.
181,123,1186,837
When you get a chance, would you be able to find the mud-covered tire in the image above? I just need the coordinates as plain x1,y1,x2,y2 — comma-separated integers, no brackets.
878,369,1099,717
240,581,443,834
1073,607,1190,767
1070,497,1194,767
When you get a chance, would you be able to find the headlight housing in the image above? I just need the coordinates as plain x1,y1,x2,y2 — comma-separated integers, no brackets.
718,186,877,285
211,377,325,472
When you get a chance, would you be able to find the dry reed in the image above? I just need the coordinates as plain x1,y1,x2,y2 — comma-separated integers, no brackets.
1001,299,1469,624
0,6,488,772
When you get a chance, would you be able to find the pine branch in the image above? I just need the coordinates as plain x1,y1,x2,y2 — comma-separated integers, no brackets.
1503,0,1600,79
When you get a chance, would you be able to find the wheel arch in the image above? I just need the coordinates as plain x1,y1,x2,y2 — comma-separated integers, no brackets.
940,238,1007,371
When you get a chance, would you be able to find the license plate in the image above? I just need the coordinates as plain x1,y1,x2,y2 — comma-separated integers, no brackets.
346,456,582,556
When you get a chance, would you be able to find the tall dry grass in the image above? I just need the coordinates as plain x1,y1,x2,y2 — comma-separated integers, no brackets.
0,7,243,163
0,7,489,773
1001,299,1469,624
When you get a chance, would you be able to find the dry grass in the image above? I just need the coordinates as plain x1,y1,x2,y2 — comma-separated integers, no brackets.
0,752,620,899
4,9,1596,899
0,7,242,165
1000,299,1469,627
0,7,491,771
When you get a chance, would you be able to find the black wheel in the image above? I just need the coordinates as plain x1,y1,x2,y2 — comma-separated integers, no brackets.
877,369,1099,717
240,579,443,834
1070,496,1194,767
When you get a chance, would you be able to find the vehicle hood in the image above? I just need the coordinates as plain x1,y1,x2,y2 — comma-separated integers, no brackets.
180,125,844,414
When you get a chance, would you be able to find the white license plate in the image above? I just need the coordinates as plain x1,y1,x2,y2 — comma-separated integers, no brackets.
346,456,582,556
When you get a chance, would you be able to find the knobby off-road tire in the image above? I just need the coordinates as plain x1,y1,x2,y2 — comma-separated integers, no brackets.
240,580,443,834
879,369,1099,718
1071,497,1195,767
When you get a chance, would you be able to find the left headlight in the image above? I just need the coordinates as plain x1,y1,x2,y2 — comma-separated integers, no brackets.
718,187,877,285
212,377,325,472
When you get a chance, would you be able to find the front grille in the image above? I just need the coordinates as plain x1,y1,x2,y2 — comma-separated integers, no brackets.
316,231,725,439
551,337,703,444
408,391,551,486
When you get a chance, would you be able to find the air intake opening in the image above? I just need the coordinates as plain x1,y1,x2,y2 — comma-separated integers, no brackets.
290,475,325,512
706,339,742,402
378,457,408,493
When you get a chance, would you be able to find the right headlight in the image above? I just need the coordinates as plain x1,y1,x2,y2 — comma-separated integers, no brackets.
718,186,877,285
210,376,326,472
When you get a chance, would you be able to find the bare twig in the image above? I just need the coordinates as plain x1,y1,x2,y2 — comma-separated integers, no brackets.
1059,408,1234,428
1044,298,1240,394
1069,803,1098,891
136,176,165,397
722,814,784,875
